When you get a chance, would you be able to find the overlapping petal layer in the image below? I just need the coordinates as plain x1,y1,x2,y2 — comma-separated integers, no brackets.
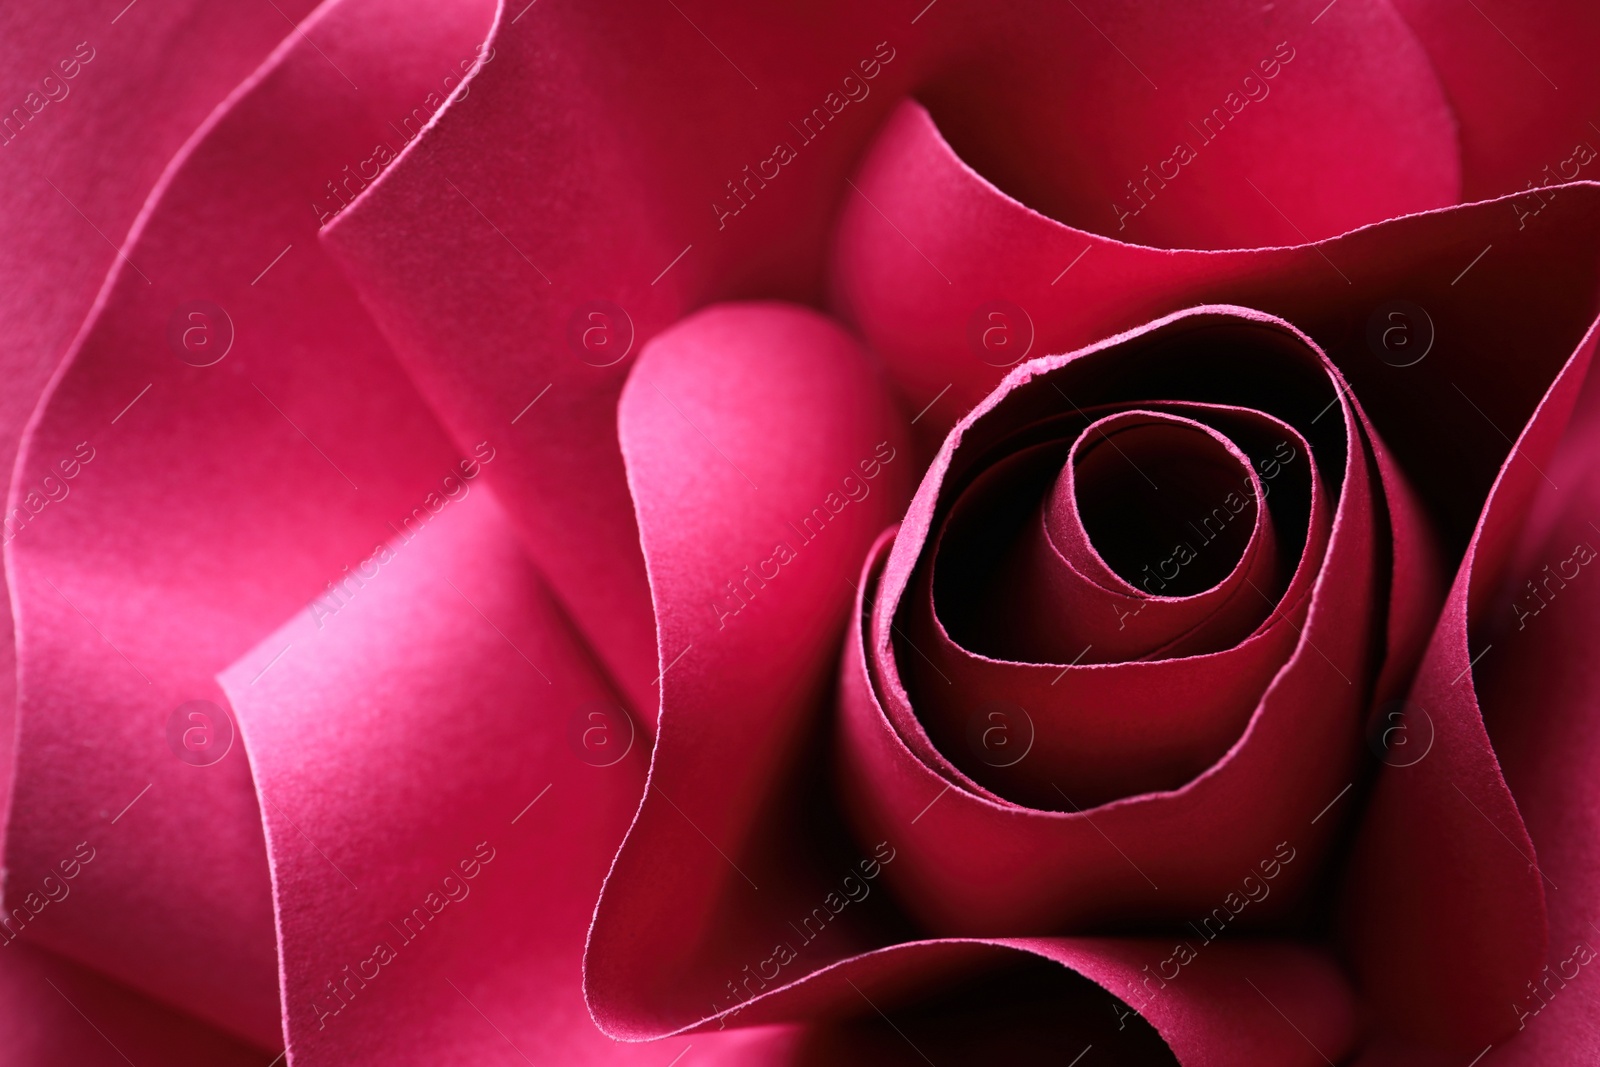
2,0,1599,1063
585,305,1369,1063
324,0,1460,726
830,97,1600,1049
4,0,494,1043
589,301,913,1031
1470,338,1600,1063
591,102,1600,1062
221,487,800,1066
0,0,321,860
1390,0,1600,201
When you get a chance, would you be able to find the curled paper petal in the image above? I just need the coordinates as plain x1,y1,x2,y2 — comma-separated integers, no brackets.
1391,0,1600,201
1467,335,1600,1062
588,301,911,1033
832,96,1600,1047
324,0,1460,719
837,306,1394,928
0,0,323,856
0,942,270,1066
1342,298,1599,1049
4,0,495,1042
221,487,798,1066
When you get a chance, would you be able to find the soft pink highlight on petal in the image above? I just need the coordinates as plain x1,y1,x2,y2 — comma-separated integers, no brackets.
4,0,494,1042
221,486,800,1066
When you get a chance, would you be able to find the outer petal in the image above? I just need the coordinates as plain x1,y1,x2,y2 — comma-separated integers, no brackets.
833,100,1584,479
588,302,911,1032
1342,312,1598,1047
322,0,1458,719
220,487,795,1066
0,0,320,861
3,0,494,1043
1345,316,1600,1064
0,943,270,1065
1467,323,1600,1063
1390,0,1600,200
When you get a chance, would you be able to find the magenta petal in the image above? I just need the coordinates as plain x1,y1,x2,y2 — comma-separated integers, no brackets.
1342,310,1599,1049
1466,329,1600,1061
0,0,322,869
324,0,1461,718
588,301,912,1035
1392,0,1600,200
220,487,798,1066
5,0,495,1042
0,942,271,1065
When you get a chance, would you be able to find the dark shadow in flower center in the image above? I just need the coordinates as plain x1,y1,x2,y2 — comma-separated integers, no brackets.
1065,418,1256,598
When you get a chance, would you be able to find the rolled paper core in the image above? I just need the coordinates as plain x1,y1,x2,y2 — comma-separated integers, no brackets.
1055,412,1260,598
942,407,1293,665
884,311,1345,811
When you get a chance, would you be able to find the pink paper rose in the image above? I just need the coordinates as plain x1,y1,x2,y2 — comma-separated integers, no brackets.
3,1,1600,1065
